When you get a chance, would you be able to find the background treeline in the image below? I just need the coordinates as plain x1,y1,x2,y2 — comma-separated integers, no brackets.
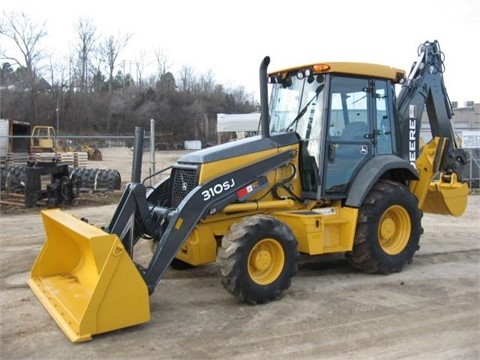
0,12,257,146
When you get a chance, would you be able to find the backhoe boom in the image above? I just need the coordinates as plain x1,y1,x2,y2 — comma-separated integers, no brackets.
397,40,467,176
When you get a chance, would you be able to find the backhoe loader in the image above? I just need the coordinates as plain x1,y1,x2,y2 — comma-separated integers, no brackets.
30,125,103,160
28,40,469,342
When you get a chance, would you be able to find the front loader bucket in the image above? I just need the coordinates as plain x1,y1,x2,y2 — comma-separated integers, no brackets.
422,177,469,217
28,209,150,343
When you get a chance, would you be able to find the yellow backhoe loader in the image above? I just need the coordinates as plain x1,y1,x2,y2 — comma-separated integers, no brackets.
29,40,469,342
30,125,57,153
30,125,102,160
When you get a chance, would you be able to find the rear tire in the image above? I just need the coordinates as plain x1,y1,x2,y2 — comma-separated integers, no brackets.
346,180,423,274
217,215,298,304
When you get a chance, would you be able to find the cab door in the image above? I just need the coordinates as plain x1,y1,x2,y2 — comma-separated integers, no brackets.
373,79,395,155
323,76,374,195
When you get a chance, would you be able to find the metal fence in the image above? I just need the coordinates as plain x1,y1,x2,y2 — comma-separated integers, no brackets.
463,148,480,189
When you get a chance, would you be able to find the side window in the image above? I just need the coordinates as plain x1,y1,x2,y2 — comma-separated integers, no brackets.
375,80,394,155
329,77,369,140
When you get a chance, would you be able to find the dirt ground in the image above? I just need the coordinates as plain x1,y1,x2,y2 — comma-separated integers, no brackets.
0,147,479,359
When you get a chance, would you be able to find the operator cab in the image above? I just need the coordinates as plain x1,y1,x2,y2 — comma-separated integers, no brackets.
268,63,404,200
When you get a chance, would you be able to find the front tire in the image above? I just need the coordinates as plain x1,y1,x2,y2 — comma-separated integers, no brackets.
346,180,423,274
217,215,298,304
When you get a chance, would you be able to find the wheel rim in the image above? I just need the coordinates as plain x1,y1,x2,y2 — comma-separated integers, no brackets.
378,205,411,255
247,238,285,285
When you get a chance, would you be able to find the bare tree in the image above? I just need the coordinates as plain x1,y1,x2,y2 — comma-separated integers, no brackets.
178,64,196,92
0,11,47,122
74,17,97,93
154,48,172,77
100,33,132,93
199,70,215,94
45,56,70,134
135,49,147,89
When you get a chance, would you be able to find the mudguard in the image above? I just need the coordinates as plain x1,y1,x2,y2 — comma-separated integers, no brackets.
345,155,419,208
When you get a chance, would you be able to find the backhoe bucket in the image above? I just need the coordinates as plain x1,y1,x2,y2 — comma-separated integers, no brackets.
28,209,150,343
421,176,469,217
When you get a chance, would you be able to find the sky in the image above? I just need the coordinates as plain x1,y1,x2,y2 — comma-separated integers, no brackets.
2,0,480,104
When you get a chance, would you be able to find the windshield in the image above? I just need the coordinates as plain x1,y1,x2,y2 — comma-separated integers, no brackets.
269,73,326,140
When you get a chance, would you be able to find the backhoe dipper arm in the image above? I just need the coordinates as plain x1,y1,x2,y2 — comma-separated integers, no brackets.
396,40,467,177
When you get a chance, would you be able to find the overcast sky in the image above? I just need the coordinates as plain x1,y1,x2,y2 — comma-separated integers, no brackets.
2,0,479,104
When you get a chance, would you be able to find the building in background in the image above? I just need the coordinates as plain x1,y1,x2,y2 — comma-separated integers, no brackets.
216,113,260,144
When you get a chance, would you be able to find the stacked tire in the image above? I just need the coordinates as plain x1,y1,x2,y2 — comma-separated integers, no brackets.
2,166,121,196
69,168,121,192
5,166,26,192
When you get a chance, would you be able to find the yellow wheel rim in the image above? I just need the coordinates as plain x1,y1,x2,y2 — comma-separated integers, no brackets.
247,238,285,285
378,205,411,255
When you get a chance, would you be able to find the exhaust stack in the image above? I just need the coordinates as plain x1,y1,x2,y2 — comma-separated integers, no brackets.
259,56,270,138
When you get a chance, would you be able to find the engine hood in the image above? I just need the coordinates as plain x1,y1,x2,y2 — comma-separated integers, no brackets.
177,132,299,164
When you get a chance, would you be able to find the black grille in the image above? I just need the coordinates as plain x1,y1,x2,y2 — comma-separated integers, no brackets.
170,166,198,207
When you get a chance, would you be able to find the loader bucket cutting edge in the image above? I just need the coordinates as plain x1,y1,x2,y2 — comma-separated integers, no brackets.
28,209,150,343
421,180,469,217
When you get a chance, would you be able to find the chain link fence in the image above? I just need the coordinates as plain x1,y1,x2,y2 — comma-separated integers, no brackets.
463,148,480,189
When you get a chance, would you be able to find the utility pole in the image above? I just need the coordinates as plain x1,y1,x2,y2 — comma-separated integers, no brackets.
56,92,60,135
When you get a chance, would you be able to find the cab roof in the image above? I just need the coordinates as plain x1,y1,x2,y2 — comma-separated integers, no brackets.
269,62,406,83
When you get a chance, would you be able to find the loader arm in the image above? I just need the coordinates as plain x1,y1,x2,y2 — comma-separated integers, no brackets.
105,182,159,255
108,149,296,294
396,40,469,215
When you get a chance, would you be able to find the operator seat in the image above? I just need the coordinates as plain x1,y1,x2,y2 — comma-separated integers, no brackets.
341,121,368,141
377,116,393,154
